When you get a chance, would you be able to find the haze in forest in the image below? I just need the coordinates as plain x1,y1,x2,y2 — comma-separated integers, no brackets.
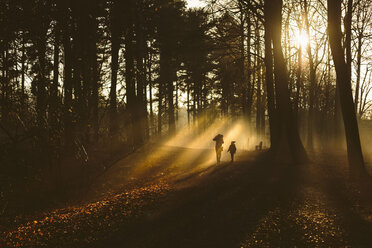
1,0,372,246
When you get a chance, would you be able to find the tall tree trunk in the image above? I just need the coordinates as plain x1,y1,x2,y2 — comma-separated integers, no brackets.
90,16,99,141
238,3,246,116
261,70,266,136
263,7,277,149
51,22,60,128
71,5,84,138
62,5,74,148
323,44,332,144
256,22,262,137
124,1,137,148
135,2,147,144
167,76,175,133
159,44,175,133
303,0,316,149
109,3,120,137
157,4,176,134
187,82,190,126
1,45,9,120
21,33,26,105
158,83,163,134
266,0,308,163
354,33,362,117
345,0,353,81
327,0,366,179
176,79,179,122
36,35,48,131
246,15,252,120
147,44,154,135
72,3,90,141
294,39,302,121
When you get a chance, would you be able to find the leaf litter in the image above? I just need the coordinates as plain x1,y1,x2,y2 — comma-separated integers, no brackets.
0,181,170,248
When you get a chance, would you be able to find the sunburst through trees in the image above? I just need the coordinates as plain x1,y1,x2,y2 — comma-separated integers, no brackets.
1,0,372,246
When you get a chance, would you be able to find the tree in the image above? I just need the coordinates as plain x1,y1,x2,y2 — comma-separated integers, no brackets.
327,0,366,178
302,0,317,149
28,0,52,131
109,1,121,137
264,0,307,163
156,0,185,133
353,0,372,117
263,2,277,149
183,9,213,121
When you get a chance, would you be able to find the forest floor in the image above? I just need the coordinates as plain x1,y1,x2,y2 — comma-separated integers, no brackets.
2,145,372,247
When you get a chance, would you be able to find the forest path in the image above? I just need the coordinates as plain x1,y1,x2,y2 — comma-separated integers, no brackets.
92,147,372,248
2,146,372,247
85,144,255,201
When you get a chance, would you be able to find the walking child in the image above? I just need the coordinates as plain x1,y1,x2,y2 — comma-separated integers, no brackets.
227,141,237,162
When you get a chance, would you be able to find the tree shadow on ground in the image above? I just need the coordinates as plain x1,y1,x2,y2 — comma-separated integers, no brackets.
94,152,301,248
320,164,372,247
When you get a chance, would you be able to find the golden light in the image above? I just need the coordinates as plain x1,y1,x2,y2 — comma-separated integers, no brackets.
165,117,229,172
186,0,206,8
295,30,309,47
94,115,261,195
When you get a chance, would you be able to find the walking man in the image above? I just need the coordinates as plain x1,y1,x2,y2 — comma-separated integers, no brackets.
213,134,224,164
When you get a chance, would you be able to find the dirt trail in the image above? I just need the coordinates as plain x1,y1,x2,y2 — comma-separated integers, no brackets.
2,146,372,247
85,144,254,200
93,148,372,248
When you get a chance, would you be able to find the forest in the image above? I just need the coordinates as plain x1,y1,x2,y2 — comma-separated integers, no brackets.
1,0,372,247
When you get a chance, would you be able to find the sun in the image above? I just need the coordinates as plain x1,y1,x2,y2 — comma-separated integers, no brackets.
187,0,206,8
295,30,309,47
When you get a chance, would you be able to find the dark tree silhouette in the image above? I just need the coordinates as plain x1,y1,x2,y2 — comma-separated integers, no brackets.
1,0,372,222
264,0,308,163
327,0,366,179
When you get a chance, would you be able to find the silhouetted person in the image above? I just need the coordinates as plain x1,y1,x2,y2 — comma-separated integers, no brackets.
227,141,237,162
213,134,224,164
